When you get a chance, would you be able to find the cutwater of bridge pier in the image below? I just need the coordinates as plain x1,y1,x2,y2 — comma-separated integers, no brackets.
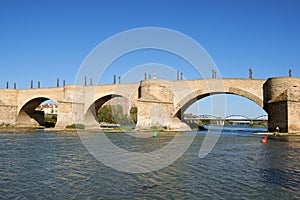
0,77,299,133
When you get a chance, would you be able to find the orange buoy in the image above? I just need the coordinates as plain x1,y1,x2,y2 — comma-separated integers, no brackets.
261,136,267,143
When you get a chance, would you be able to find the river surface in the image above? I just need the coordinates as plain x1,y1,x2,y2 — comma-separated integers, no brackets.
0,127,299,199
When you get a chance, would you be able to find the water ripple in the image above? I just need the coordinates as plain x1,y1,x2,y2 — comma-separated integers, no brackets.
0,130,299,199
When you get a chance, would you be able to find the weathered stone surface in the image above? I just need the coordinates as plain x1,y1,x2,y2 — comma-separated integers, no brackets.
135,80,191,130
0,105,17,126
0,78,299,133
264,77,300,133
0,84,139,128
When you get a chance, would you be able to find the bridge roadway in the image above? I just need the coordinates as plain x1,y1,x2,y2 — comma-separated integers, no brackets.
0,77,299,133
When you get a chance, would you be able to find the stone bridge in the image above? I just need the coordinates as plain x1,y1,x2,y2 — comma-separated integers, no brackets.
0,77,299,133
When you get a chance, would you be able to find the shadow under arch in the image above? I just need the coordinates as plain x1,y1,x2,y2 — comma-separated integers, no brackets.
84,94,136,128
174,88,265,119
16,97,56,127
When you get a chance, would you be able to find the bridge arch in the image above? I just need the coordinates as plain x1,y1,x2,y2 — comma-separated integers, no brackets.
86,94,123,114
84,93,137,128
16,97,58,127
174,88,265,118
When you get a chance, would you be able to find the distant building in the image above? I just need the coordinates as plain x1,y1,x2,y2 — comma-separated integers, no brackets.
36,104,58,115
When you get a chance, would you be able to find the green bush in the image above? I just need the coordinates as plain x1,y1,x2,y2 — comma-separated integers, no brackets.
66,124,85,129
45,114,57,123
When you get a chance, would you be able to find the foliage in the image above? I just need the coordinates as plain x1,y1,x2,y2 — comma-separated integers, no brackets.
98,105,137,125
45,114,57,123
130,107,137,124
66,124,85,129
98,105,116,124
44,114,57,128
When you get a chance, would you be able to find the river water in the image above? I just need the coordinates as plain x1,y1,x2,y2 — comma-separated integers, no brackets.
0,127,299,199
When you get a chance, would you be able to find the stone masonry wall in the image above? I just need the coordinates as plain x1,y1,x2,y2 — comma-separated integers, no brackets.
264,77,300,133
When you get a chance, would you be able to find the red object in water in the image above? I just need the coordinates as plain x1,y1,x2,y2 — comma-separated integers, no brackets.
261,136,268,143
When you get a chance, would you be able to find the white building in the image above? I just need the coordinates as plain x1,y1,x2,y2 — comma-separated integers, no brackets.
36,104,58,115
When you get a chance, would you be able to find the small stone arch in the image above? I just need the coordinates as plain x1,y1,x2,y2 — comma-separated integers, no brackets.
84,94,136,128
16,97,57,127
85,94,123,122
174,88,265,119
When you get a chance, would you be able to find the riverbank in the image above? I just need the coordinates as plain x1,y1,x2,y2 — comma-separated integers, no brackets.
269,133,300,142
0,126,44,132
0,126,133,133
2,126,300,142
256,132,300,142
0,127,189,138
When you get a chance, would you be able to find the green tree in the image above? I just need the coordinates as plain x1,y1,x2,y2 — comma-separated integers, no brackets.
130,107,137,124
98,105,138,125
98,105,115,124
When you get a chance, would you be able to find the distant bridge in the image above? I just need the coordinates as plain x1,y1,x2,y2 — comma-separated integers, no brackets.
184,115,268,126
185,114,268,121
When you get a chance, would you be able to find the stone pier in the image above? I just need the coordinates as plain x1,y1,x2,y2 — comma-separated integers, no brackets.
135,80,190,131
264,77,300,133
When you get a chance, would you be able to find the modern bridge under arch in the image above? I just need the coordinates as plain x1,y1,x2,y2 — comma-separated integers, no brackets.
177,93,267,128
174,89,265,119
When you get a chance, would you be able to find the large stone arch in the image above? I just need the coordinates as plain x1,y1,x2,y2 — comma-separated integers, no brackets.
16,97,56,127
174,87,265,119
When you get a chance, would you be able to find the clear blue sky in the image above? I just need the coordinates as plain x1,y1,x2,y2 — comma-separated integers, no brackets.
1,0,299,117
